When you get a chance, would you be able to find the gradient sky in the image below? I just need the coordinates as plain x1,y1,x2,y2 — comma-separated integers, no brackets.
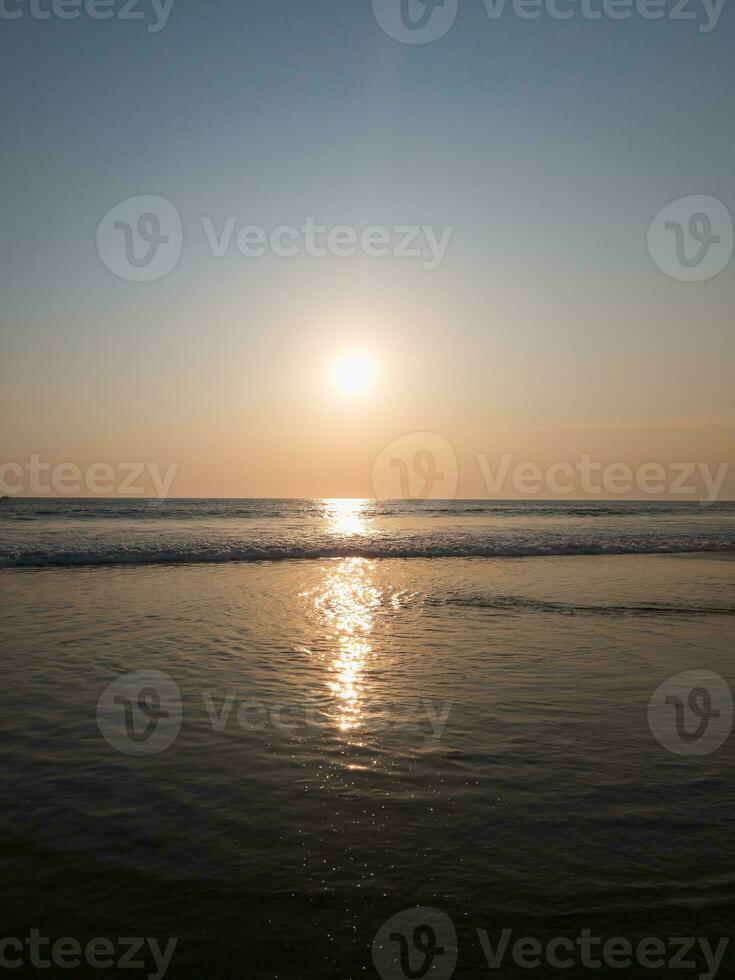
1,0,733,497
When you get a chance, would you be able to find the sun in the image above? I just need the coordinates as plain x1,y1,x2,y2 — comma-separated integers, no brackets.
330,352,377,396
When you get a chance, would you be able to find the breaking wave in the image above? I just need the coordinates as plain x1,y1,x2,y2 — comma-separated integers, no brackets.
2,537,734,568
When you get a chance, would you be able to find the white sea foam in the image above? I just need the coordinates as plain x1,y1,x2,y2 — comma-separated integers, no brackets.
0,498,733,567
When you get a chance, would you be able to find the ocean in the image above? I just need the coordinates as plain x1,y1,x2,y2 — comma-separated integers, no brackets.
1,498,734,978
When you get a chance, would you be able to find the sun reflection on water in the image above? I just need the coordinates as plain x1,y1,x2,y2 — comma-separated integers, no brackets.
322,497,369,537
311,555,381,732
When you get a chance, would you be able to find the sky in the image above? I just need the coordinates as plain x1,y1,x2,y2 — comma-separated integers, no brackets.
1,0,733,497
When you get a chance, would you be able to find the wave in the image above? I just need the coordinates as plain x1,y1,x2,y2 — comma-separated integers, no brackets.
2,539,734,568
434,594,735,617
2,499,733,521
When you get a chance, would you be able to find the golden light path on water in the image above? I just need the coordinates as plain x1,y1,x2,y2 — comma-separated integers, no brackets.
311,500,379,732
322,497,370,538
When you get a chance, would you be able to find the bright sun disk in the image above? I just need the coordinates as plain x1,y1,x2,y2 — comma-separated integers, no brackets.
330,352,376,396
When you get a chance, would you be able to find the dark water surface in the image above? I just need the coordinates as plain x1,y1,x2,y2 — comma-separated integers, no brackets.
1,501,734,977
